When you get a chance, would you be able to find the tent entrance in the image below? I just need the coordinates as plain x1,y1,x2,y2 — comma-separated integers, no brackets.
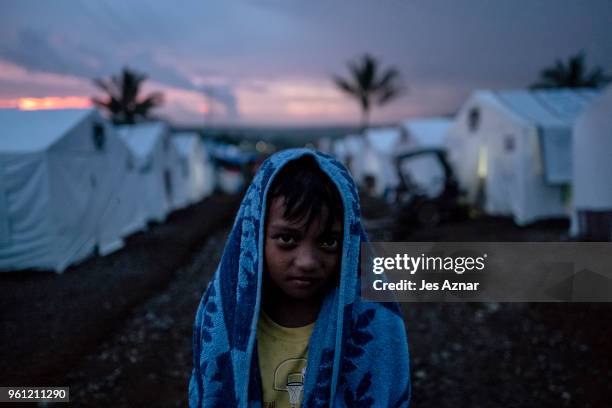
164,169,173,205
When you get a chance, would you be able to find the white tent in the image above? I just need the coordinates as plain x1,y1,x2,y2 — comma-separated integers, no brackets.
0,108,144,272
117,122,186,220
172,132,214,204
397,118,453,198
208,143,249,194
361,127,403,197
332,129,402,197
572,86,612,239
400,117,452,148
445,88,598,225
333,134,363,175
332,128,404,197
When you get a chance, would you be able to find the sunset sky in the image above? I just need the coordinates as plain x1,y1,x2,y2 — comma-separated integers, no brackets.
1,0,611,126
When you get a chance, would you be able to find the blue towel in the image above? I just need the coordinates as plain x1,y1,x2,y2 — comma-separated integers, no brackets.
189,148,411,407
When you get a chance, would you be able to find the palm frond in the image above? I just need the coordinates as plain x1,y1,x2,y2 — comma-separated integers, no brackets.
333,75,358,96
92,67,163,124
332,53,403,131
531,51,610,89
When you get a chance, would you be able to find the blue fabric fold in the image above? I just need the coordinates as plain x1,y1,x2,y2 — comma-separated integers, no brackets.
189,148,411,407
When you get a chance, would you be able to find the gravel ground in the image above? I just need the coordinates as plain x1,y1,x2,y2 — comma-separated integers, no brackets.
1,193,610,407
64,228,230,407
0,194,240,390
364,197,612,408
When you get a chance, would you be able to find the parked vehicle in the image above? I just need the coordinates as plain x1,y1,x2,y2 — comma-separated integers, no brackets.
393,148,467,234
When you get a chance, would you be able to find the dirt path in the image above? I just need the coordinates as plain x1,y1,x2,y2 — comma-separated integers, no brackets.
64,228,231,407
0,194,240,389
64,213,611,407
2,194,610,407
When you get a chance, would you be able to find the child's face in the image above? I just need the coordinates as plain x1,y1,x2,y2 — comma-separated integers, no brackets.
264,196,343,301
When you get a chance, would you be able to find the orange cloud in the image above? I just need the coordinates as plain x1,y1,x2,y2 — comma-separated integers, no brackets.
0,96,93,110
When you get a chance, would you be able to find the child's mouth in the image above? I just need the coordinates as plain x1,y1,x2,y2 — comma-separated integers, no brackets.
287,276,319,289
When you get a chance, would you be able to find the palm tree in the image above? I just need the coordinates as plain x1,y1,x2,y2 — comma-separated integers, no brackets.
333,54,402,132
531,52,611,89
92,67,164,124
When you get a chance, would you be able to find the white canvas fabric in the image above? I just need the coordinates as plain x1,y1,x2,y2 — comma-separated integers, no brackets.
117,122,184,219
400,117,452,148
397,117,452,198
335,135,365,177
445,89,597,225
0,108,146,272
573,86,612,210
397,153,447,199
350,128,402,197
172,132,214,204
207,143,246,194
166,135,190,210
331,138,348,164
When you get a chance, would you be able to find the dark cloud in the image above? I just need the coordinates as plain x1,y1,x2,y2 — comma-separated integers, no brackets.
0,29,80,76
0,28,230,97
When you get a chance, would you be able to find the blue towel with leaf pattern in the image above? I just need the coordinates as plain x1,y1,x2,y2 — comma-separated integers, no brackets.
189,148,411,407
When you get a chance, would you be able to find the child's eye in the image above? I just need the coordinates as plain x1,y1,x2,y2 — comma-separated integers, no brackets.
276,234,296,246
320,238,339,250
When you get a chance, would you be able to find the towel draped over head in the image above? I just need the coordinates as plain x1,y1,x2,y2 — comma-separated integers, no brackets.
189,148,411,407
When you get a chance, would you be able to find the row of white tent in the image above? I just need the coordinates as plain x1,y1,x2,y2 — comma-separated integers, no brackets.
329,86,612,234
0,108,215,273
331,117,453,199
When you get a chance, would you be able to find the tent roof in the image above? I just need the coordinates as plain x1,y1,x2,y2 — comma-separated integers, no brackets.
469,88,599,185
365,127,402,154
0,108,93,152
576,85,612,129
116,122,167,158
401,117,452,147
490,88,598,128
172,132,200,156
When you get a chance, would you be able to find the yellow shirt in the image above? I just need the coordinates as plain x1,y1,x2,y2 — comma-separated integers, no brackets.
257,312,315,408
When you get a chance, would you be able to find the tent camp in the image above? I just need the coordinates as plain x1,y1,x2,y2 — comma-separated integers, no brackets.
400,117,452,149
117,122,186,220
332,134,363,176
361,127,403,197
172,132,214,204
333,129,403,197
572,86,612,240
398,117,453,198
332,134,358,169
0,108,144,272
445,88,598,225
208,143,257,194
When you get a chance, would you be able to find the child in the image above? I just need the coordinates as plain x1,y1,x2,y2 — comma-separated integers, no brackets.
189,149,411,407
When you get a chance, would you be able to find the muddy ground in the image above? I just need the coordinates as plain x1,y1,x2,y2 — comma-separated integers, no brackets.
1,194,610,407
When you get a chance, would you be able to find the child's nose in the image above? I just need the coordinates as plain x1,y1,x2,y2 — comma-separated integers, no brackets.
294,245,319,272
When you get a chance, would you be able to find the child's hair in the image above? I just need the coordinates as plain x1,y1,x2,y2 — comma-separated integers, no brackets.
267,155,343,234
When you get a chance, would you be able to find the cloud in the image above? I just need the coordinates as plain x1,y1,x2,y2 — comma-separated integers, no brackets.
1,1,611,125
200,84,239,121
0,27,205,95
0,29,80,76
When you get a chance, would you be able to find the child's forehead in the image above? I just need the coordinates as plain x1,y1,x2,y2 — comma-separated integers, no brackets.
266,196,342,232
